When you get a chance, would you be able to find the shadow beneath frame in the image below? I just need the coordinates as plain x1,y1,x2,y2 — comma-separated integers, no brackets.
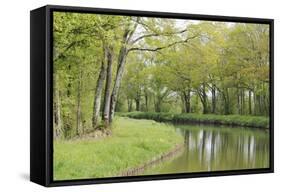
19,173,30,181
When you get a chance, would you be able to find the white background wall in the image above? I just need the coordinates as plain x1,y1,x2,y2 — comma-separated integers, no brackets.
0,0,279,191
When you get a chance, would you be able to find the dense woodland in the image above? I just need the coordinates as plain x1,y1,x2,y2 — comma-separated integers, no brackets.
53,12,270,139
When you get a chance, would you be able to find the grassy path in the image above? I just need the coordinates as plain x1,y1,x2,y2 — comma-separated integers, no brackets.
54,117,184,180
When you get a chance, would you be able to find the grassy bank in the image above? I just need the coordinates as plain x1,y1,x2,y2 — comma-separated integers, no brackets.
119,112,269,129
54,117,184,180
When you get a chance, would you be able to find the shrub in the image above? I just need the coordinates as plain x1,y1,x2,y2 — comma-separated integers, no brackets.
118,112,269,129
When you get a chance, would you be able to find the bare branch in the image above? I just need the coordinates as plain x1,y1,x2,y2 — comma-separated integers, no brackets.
128,34,199,53
131,28,188,44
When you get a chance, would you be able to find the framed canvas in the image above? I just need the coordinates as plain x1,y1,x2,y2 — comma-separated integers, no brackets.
30,5,274,187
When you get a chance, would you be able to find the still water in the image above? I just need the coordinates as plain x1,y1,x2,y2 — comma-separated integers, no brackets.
144,125,269,175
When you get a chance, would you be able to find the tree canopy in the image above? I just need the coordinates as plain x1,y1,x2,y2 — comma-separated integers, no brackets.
53,12,270,139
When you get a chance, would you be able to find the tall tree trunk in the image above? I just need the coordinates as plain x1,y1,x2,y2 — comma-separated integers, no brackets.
242,89,245,115
54,74,63,138
135,88,141,111
102,46,113,128
183,90,191,113
92,47,107,129
211,84,216,114
57,90,63,137
76,69,83,135
109,31,130,122
237,87,242,115
144,90,148,112
202,84,208,114
154,90,164,113
256,94,261,115
66,64,72,97
64,63,73,138
181,93,186,113
127,98,133,112
223,88,230,115
154,93,162,112
155,99,161,112
248,90,252,115
135,98,140,111
198,84,208,114
109,46,127,122
253,91,257,115
109,22,138,122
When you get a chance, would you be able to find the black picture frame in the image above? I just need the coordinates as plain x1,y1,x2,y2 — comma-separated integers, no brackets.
30,4,274,187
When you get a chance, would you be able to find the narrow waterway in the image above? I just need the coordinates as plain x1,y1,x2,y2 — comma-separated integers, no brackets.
144,124,269,175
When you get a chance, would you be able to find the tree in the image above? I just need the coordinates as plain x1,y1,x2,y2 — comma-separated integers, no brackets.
53,12,270,140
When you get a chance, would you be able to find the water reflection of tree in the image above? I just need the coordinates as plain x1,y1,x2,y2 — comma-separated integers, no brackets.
181,127,269,171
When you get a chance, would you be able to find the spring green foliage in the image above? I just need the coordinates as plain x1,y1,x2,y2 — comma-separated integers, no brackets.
52,11,271,180
53,11,270,139
54,117,183,180
119,112,269,128
119,22,270,116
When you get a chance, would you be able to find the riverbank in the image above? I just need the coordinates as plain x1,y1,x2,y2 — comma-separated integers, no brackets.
119,112,269,129
119,143,184,176
54,117,184,180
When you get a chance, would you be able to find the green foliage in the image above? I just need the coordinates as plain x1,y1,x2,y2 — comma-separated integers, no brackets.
54,117,183,180
53,12,270,138
52,12,271,180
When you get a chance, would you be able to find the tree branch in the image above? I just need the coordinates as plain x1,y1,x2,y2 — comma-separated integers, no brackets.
135,19,158,34
128,34,199,53
127,17,140,43
131,28,188,44
54,41,77,62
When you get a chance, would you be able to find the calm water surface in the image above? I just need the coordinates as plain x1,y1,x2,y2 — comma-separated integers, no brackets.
144,124,269,175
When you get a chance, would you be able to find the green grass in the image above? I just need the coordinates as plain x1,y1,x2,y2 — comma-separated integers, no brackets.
119,112,269,129
54,117,184,180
